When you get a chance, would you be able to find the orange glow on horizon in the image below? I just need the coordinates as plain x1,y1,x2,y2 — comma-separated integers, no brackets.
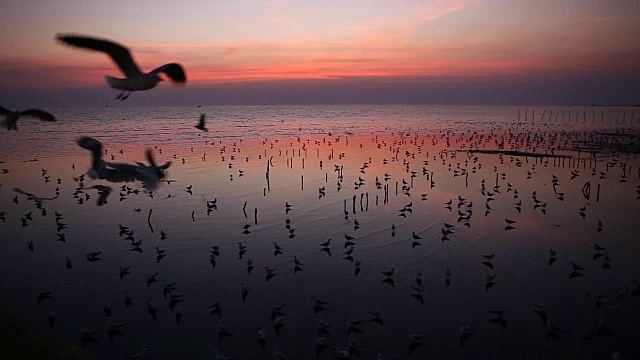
2,0,639,91
4,52,631,89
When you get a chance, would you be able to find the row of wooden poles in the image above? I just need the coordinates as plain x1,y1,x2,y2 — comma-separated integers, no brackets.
256,123,638,219
517,108,639,124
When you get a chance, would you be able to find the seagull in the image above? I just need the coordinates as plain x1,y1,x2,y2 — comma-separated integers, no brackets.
488,305,508,317
313,298,329,313
80,324,99,346
256,326,267,350
332,347,350,359
0,106,57,130
77,137,171,191
381,268,396,278
315,335,328,357
147,300,157,320
217,320,234,340
214,350,233,360
195,113,208,132
124,293,134,308
86,251,103,262
119,266,131,280
146,272,159,287
209,301,222,317
459,322,473,348
246,258,254,274
408,331,426,353
241,283,250,302
47,307,55,328
273,348,293,360
57,34,187,100
37,291,53,304
265,267,277,281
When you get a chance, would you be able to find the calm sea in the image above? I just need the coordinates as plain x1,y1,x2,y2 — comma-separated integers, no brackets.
3,104,638,159
0,105,639,359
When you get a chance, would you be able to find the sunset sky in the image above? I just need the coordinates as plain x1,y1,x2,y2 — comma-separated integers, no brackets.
1,0,639,107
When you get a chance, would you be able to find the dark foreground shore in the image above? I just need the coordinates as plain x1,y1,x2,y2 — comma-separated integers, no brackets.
0,304,95,360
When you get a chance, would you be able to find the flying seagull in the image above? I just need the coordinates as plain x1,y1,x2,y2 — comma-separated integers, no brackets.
0,106,56,130
77,136,171,191
56,34,187,100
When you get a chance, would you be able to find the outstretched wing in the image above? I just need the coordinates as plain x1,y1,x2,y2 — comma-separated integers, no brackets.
13,188,34,197
77,137,103,152
145,149,158,168
20,109,57,122
0,106,12,116
150,63,187,85
56,34,142,78
146,150,170,172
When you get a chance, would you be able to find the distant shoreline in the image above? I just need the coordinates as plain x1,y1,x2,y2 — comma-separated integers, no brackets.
591,104,640,107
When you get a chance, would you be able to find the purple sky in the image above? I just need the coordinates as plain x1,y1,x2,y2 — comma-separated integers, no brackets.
1,0,639,107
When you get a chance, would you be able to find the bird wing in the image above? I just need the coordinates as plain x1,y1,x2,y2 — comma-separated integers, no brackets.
39,194,60,201
20,109,57,122
0,106,11,116
145,150,158,168
13,188,34,197
150,63,187,84
145,150,171,170
14,188,58,201
56,34,143,78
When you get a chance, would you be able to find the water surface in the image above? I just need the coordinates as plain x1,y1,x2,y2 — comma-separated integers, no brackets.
1,105,639,359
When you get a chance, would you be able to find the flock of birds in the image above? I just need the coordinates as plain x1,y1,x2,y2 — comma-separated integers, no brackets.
1,34,640,360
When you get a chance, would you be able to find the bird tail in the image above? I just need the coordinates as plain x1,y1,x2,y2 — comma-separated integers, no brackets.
105,76,116,88
105,75,127,90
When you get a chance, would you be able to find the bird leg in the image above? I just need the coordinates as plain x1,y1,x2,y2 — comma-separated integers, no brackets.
116,92,124,100
121,91,131,101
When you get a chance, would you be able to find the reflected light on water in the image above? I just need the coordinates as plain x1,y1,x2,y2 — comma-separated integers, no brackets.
0,105,639,359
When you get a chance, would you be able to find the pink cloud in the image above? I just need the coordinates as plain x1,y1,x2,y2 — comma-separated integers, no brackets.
416,0,479,22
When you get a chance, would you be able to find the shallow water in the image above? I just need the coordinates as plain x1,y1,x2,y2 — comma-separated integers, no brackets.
1,105,639,359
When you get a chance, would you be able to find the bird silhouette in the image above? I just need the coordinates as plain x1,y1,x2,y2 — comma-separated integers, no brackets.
195,113,208,132
0,106,57,130
57,34,186,100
